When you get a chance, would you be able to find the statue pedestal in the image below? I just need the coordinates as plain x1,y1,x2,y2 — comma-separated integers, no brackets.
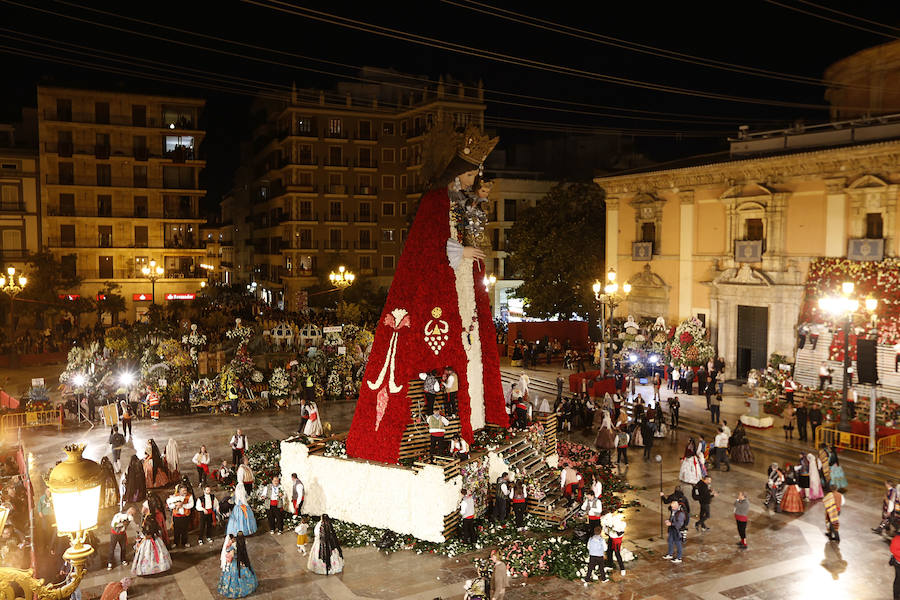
740,393,773,429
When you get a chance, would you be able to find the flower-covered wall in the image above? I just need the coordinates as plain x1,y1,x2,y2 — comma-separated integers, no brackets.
799,257,900,345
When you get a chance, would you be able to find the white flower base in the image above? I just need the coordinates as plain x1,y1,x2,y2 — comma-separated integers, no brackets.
739,414,774,429
280,441,461,543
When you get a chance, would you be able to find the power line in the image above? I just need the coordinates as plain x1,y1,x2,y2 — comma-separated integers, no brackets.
0,0,777,126
792,0,900,34
762,0,900,39
442,0,846,89
243,0,835,111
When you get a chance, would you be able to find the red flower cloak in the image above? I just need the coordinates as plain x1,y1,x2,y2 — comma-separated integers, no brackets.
346,188,507,463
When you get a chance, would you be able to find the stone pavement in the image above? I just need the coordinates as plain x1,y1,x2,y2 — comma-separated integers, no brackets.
5,360,898,599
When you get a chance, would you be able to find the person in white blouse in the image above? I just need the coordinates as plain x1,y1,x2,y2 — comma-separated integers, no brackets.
195,485,219,545
167,484,194,548
192,445,211,486
459,489,476,543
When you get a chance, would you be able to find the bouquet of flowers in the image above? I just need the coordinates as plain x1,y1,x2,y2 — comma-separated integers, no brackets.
268,367,290,399
665,317,714,367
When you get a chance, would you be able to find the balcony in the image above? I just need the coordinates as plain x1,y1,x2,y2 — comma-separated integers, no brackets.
45,174,202,191
0,202,25,213
406,184,427,195
0,249,29,259
355,158,378,169
291,240,318,250
163,146,195,162
325,185,348,195
95,145,111,159
323,158,350,168
324,213,349,223
283,267,316,278
58,142,73,157
163,208,199,219
134,147,149,161
164,239,203,249
353,212,378,223
354,240,378,250
290,212,318,223
323,130,347,140
355,186,378,197
42,109,199,130
322,240,348,251
45,236,166,249
280,155,318,167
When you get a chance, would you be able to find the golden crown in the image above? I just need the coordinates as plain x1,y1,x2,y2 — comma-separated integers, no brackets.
456,125,499,166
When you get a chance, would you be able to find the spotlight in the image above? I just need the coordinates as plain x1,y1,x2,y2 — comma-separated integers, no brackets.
72,374,85,387
629,354,638,363
649,355,659,364
119,372,134,386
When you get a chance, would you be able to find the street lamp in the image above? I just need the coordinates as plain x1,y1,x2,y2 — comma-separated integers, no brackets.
0,444,101,599
592,268,631,378
329,266,355,300
141,260,164,304
0,266,27,335
817,281,878,433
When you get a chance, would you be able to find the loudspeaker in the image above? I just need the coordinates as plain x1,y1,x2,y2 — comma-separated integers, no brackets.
856,339,878,385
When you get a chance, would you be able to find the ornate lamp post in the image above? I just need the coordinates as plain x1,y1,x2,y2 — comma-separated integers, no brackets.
592,268,631,379
141,260,164,304
0,444,101,599
817,281,878,433
328,265,355,301
0,266,27,334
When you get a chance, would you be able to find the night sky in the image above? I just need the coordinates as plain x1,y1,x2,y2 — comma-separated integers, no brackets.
3,0,900,212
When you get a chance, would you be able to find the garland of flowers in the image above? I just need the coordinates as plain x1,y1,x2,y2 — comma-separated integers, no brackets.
244,437,636,581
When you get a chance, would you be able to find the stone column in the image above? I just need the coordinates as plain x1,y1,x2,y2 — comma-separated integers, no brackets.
824,178,846,257
678,190,694,321
606,195,620,274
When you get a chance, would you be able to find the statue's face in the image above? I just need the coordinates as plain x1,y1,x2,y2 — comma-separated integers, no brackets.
458,169,478,188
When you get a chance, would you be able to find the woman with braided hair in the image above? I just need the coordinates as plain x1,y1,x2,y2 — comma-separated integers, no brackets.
217,532,258,597
308,514,344,575
143,438,177,489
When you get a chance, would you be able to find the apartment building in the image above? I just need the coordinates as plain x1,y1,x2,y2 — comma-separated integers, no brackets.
238,71,486,311
484,177,556,319
36,86,207,319
0,123,39,273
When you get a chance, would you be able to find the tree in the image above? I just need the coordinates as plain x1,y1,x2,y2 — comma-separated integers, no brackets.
95,282,126,325
506,182,606,320
8,252,82,327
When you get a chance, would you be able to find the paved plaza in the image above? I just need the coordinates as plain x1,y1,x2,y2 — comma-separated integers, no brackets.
7,361,898,599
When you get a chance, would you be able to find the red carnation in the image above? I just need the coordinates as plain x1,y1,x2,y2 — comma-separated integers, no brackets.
679,331,694,344
667,327,676,340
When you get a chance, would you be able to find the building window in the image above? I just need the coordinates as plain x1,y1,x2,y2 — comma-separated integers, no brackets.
134,196,148,218
359,202,372,220
95,102,110,124
329,229,342,249
134,225,148,248
358,120,372,140
298,144,314,165
0,186,18,211
296,171,313,187
97,194,112,217
866,212,884,239
163,166,194,189
133,165,148,188
59,162,74,185
381,229,395,242
382,175,396,190
296,118,312,134
57,130,73,156
56,98,72,121
641,221,656,243
400,147,408,163
132,105,146,127
329,201,343,221
59,193,75,216
504,198,517,221
328,173,343,194
745,218,764,241
98,256,113,279
133,135,148,159
382,255,395,269
401,228,408,242
165,135,195,159
98,225,112,248
328,118,342,136
298,228,313,249
400,175,407,190
358,174,373,193
358,148,373,168
359,255,372,269
60,224,75,247
382,148,395,163
95,133,110,157
401,202,407,216
96,164,111,186
61,254,76,278
382,122,395,136
400,120,408,136
298,200,313,220
328,146,343,166
382,202,395,217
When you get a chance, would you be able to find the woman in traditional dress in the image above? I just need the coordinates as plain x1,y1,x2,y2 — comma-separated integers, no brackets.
780,464,804,514
131,507,172,576
99,456,120,509
822,444,847,491
679,438,704,485
227,481,257,536
165,439,179,474
728,422,754,463
765,463,785,512
345,127,506,464
217,532,258,598
145,493,171,549
123,455,147,504
143,439,176,489
594,410,616,465
807,452,825,501
303,400,323,437
308,514,344,575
